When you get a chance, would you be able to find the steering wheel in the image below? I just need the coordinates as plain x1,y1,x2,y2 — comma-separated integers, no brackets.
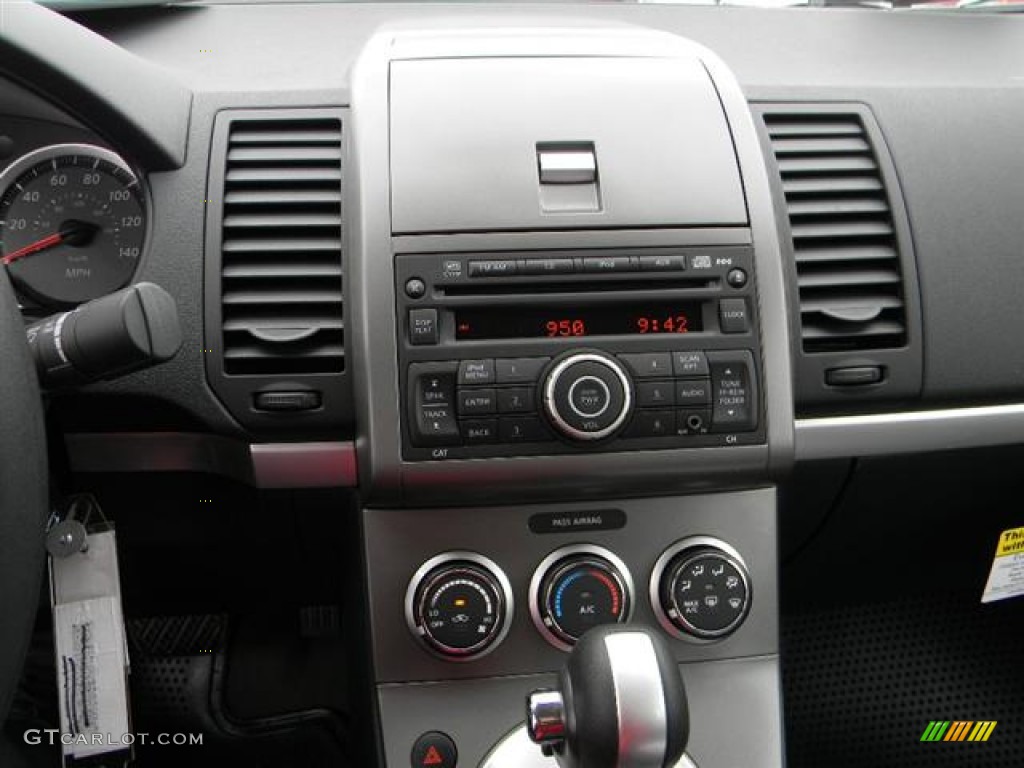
0,267,48,744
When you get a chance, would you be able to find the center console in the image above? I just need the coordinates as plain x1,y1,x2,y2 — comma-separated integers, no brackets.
347,22,794,768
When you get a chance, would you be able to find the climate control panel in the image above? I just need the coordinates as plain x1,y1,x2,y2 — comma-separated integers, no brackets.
404,539,752,662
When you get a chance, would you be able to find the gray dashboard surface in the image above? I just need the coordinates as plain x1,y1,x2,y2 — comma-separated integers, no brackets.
6,3,1024,436
377,656,783,768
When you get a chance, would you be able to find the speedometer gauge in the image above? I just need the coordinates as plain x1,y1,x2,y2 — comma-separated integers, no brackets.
0,144,145,306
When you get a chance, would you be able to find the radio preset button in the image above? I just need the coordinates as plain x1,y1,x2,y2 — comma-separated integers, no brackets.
495,357,550,384
619,352,673,379
581,256,635,273
672,350,709,377
469,259,518,277
625,410,674,439
458,359,495,386
497,387,534,414
458,388,496,416
638,254,686,272
521,258,574,275
636,380,675,408
499,416,552,443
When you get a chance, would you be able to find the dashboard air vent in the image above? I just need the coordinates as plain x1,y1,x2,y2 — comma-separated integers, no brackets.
762,112,907,354
220,117,344,375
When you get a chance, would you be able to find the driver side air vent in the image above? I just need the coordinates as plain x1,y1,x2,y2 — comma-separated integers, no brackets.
762,111,906,353
205,108,353,433
754,103,922,413
220,117,344,375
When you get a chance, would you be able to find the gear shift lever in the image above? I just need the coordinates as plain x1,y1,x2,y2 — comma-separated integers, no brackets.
526,625,689,768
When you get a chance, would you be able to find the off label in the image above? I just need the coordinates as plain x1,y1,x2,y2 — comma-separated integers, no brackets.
981,526,1024,604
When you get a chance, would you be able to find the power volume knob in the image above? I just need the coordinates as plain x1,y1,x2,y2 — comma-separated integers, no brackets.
542,352,634,441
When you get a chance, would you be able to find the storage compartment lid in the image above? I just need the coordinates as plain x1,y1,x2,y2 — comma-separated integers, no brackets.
389,55,748,234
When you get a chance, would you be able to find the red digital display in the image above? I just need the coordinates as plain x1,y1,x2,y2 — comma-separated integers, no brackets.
455,304,703,340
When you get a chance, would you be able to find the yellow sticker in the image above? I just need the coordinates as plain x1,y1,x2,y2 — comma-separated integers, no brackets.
982,527,1024,603
996,527,1024,557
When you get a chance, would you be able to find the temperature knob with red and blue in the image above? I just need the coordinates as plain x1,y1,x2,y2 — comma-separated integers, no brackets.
533,547,633,650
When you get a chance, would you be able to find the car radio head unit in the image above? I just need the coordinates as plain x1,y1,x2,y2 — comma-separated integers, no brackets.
453,302,704,340
395,246,764,461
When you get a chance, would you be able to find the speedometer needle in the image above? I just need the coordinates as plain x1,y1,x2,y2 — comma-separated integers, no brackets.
1,232,66,266
1,221,97,266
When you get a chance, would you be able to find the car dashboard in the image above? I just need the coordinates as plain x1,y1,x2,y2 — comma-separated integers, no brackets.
2,2,1024,767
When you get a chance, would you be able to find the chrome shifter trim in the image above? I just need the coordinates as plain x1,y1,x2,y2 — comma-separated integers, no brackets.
604,632,668,768
479,724,700,768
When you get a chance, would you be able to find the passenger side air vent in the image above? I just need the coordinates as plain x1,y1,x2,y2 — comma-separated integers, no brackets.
762,112,905,353
205,108,353,433
220,117,344,374
754,103,922,413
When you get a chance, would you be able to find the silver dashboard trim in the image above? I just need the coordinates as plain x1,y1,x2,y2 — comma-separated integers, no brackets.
249,441,358,488
349,27,795,504
795,403,1024,460
479,724,700,768
64,433,357,488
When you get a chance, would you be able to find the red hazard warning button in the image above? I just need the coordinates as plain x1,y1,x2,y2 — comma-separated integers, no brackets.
411,731,457,768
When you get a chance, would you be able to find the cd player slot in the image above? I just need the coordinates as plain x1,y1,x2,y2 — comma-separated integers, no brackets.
442,277,717,298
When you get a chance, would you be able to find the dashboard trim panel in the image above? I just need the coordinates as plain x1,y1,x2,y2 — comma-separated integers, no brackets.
64,432,357,488
349,26,796,504
796,404,1024,460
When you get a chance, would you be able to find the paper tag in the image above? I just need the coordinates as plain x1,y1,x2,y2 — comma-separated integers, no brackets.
981,527,1024,604
53,597,131,760
50,529,132,762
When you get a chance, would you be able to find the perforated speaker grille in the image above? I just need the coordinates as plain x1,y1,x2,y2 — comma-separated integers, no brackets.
782,594,1024,767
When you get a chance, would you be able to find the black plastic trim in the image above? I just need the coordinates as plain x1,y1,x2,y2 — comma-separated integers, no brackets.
0,2,190,171
751,102,923,417
203,107,354,435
